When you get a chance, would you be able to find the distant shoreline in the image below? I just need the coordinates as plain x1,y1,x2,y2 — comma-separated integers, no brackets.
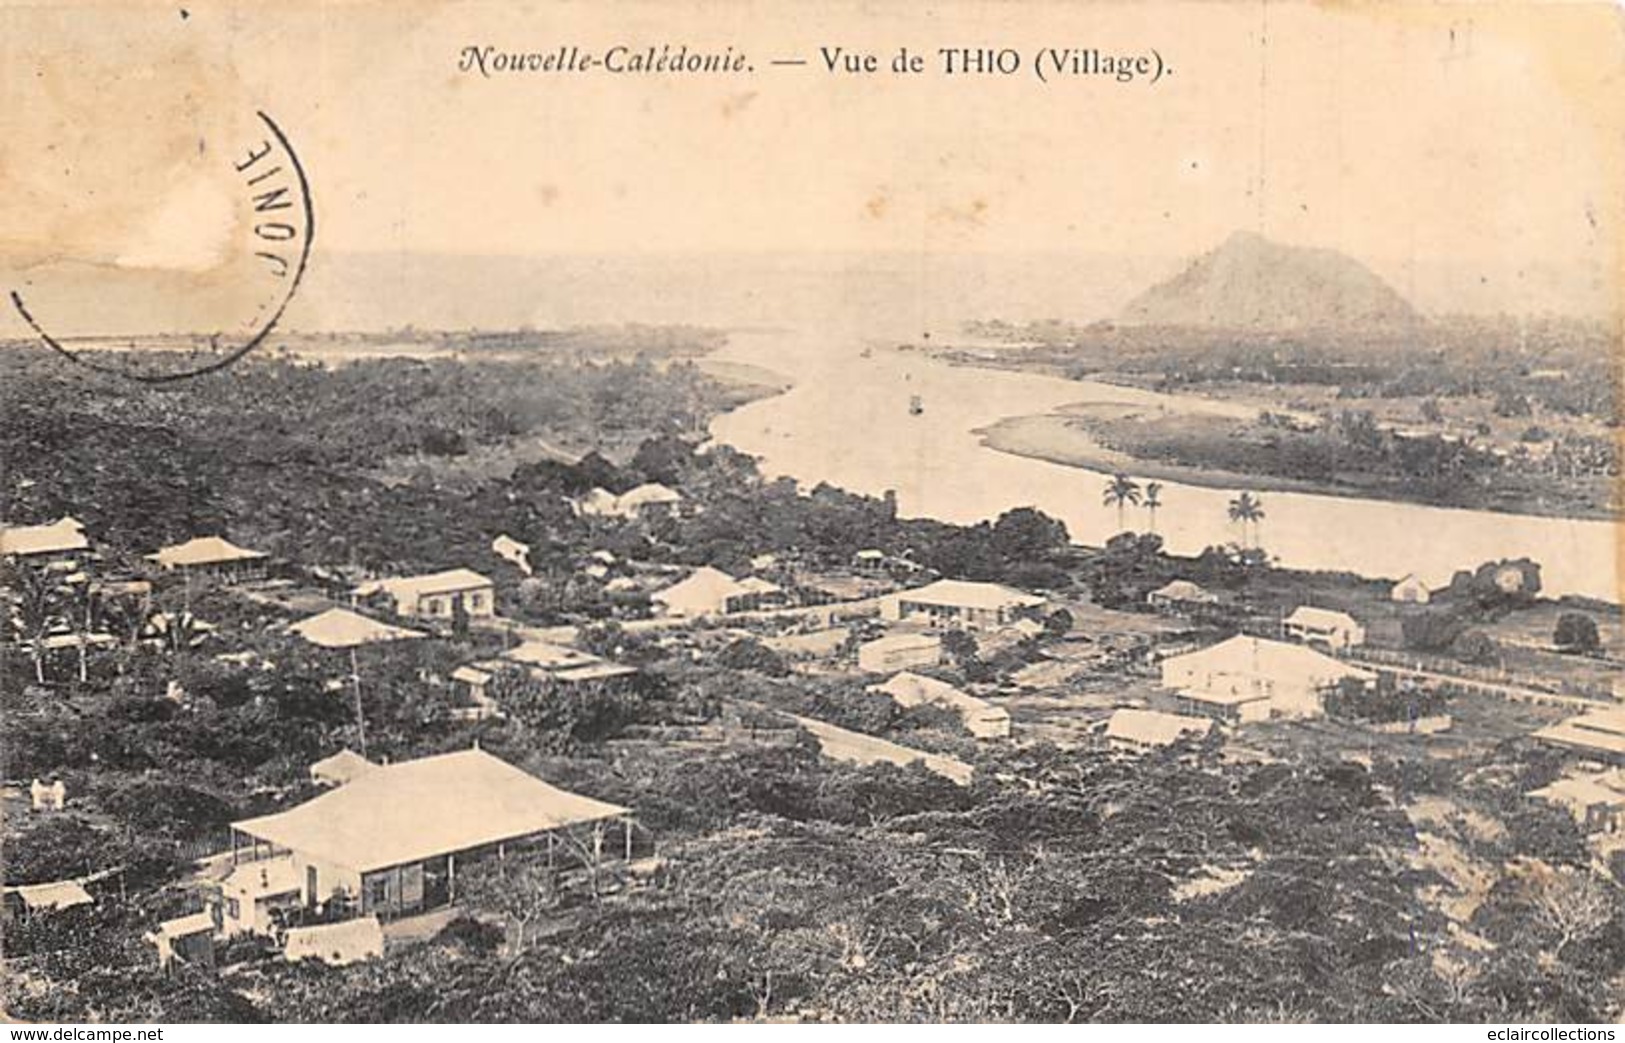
976,410,1618,523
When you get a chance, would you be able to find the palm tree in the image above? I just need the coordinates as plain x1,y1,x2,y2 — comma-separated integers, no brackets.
1101,474,1142,533
1144,482,1164,534
1227,491,1266,549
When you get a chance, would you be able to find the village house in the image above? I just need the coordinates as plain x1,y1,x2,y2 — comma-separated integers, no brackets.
353,568,495,621
218,855,305,938
310,748,378,787
572,487,621,518
573,483,683,521
852,549,888,576
852,548,925,579
147,910,219,970
880,579,1045,632
448,663,508,720
4,878,93,916
1147,579,1218,613
616,482,683,520
0,516,90,568
29,778,66,812
491,534,533,576
1104,708,1214,752
1389,573,1432,604
147,536,270,583
1534,706,1625,764
1282,606,1367,651
224,748,632,934
869,671,1011,738
288,607,426,649
857,631,943,673
651,566,780,617
793,714,974,786
452,640,639,718
1531,768,1625,833
1161,634,1375,723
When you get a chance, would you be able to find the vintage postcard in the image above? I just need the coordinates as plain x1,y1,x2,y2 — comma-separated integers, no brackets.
2,0,1622,1027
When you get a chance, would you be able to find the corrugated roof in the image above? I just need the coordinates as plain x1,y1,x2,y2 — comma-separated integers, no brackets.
355,569,492,603
870,672,1007,734
1151,580,1214,601
793,715,973,786
4,879,93,911
1177,687,1271,707
505,641,599,669
310,748,378,785
1532,769,1625,811
893,579,1045,611
617,483,682,507
288,608,425,649
221,855,303,898
653,566,750,613
1166,635,1373,686
155,911,217,939
233,748,629,873
451,664,495,685
1534,709,1625,755
149,536,267,568
0,517,88,557
1106,708,1213,747
1286,606,1360,630
554,662,639,683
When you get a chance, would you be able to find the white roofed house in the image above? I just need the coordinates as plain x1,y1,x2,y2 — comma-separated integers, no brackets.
572,484,683,522
615,482,683,520
353,568,495,621
1282,606,1366,652
1105,708,1214,752
870,671,1011,739
452,640,639,719
853,548,925,578
309,748,378,787
793,714,974,786
146,910,219,970
226,748,633,933
147,536,270,582
1390,573,1432,605
1161,634,1375,724
449,663,507,721
288,607,426,649
491,534,533,576
217,855,305,939
651,566,774,618
572,487,621,519
1531,768,1625,834
880,579,1045,632
1533,706,1625,765
1147,579,1218,613
0,516,90,567
3,878,94,916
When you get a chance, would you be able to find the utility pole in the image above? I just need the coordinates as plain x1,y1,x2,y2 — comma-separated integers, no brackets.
351,647,368,758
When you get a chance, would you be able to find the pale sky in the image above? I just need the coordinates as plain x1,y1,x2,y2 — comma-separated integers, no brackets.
1,0,1621,326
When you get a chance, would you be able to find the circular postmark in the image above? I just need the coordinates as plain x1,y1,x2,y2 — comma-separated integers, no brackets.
9,110,314,383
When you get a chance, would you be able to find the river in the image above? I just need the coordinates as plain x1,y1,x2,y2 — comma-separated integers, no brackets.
707,329,1619,602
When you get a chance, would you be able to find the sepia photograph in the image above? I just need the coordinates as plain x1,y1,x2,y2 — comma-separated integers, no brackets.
1,0,1622,1028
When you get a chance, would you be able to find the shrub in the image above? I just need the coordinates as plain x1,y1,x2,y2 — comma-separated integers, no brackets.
1553,612,1601,654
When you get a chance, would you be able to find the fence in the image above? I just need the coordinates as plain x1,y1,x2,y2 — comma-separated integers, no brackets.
1345,646,1610,709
